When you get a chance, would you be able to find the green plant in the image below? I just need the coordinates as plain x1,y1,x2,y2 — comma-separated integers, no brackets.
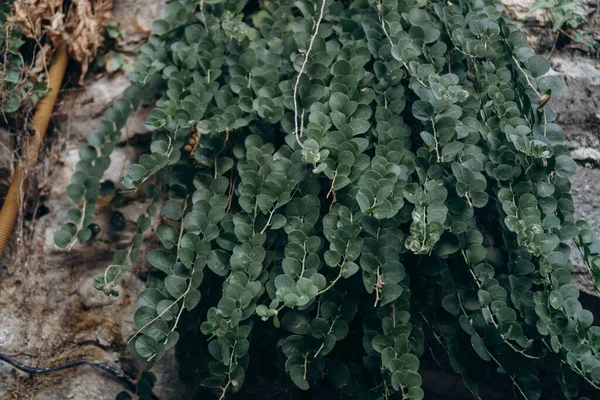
107,20,127,41
95,50,136,74
531,0,584,32
1,0,23,115
94,19,135,74
91,20,135,80
0,1,47,117
56,0,600,398
530,1,600,57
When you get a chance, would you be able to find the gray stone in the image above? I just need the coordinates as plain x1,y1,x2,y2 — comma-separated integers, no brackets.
0,128,15,203
501,0,597,26
56,74,151,145
0,2,194,397
501,0,548,24
571,165,600,295
0,363,16,398
112,0,166,53
572,147,600,162
548,55,600,150
35,367,125,400
78,273,120,309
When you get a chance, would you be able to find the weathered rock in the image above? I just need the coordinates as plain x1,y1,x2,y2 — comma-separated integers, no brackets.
501,0,598,29
0,1,196,398
501,0,548,24
572,147,600,162
0,128,14,205
53,2,165,146
56,73,151,145
549,55,600,150
571,165,600,295
0,363,16,398
78,273,120,309
35,368,126,400
112,0,167,53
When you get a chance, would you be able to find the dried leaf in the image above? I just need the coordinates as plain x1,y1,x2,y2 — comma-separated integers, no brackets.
11,0,113,84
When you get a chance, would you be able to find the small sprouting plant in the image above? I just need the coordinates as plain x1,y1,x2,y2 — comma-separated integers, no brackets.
107,20,127,41
531,0,584,32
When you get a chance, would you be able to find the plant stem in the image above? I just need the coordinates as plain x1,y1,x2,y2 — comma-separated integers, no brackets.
292,0,326,148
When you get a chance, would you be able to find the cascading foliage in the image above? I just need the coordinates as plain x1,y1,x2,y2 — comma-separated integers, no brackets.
1,0,46,116
55,0,600,398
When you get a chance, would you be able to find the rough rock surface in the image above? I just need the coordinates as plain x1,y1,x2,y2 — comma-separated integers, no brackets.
572,165,600,294
551,55,600,151
1,0,600,399
0,128,14,204
501,0,548,24
0,1,193,399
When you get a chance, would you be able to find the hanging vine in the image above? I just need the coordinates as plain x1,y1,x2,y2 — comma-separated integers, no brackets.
56,0,600,398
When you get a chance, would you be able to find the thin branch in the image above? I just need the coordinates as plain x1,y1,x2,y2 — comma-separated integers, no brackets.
177,195,190,251
259,206,277,235
127,286,190,344
67,200,87,250
292,0,327,148
316,269,342,296
511,56,543,100
430,117,441,163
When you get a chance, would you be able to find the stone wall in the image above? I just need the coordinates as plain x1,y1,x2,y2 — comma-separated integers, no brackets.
0,1,196,399
0,1,599,399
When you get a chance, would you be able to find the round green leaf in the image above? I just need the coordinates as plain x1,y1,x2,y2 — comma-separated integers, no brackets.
147,249,175,274
281,311,310,334
412,101,434,121
526,55,550,78
164,275,188,298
